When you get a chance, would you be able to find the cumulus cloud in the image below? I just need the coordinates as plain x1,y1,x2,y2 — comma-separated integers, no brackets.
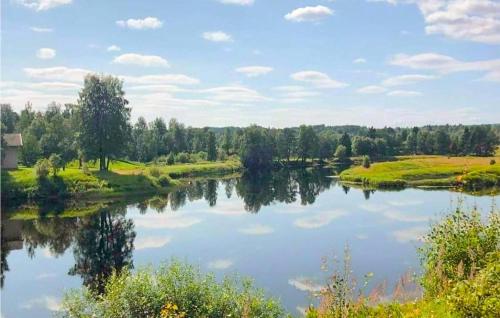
386,90,422,97
203,85,269,103
238,224,274,235
294,210,346,229
24,66,90,82
392,226,428,243
113,53,169,67
202,31,233,42
207,259,234,269
288,277,323,292
21,296,61,311
353,58,367,64
285,5,334,22
36,48,56,59
235,66,273,77
382,74,437,86
121,74,200,85
116,17,163,30
357,85,387,94
17,0,72,11
30,26,53,32
107,45,121,52
218,0,254,5
291,71,348,89
134,214,202,229
135,236,171,250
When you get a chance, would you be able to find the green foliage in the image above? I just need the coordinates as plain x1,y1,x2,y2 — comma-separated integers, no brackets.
148,166,162,178
491,159,496,165
334,145,348,160
175,152,189,163
207,131,217,161
447,252,500,317
419,207,499,297
61,260,284,318
167,153,175,165
49,154,63,176
158,175,171,187
239,125,274,170
362,156,371,168
34,158,50,179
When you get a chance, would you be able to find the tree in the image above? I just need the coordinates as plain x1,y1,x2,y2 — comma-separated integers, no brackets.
362,155,371,168
20,133,41,166
334,145,348,161
405,128,418,154
221,128,233,155
435,129,451,155
0,104,18,133
339,132,352,157
240,125,274,170
352,136,375,157
77,74,130,171
207,131,217,161
49,154,63,176
277,128,296,164
297,125,319,163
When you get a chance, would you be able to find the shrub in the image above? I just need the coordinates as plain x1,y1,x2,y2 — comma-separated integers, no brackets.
49,154,63,176
490,159,496,165
334,145,348,160
148,166,162,178
419,207,499,297
82,162,90,175
447,252,500,318
362,155,371,168
167,153,175,165
61,260,284,318
158,175,170,187
34,158,50,179
196,151,207,161
175,152,190,163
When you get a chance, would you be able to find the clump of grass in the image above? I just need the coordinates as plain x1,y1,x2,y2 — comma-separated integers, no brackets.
61,260,284,318
147,166,162,178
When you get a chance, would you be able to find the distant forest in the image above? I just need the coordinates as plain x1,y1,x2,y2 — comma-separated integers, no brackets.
1,75,499,170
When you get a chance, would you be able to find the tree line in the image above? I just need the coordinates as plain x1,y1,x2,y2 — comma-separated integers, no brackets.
1,74,498,171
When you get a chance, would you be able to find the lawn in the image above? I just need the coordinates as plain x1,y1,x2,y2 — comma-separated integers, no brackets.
2,159,241,206
340,155,500,189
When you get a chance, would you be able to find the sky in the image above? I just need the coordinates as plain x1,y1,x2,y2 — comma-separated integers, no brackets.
1,0,499,128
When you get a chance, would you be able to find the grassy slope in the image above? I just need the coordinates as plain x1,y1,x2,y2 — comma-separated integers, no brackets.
2,159,241,205
340,155,500,189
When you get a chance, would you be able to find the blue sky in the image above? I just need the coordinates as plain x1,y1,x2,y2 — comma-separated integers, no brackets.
1,0,499,127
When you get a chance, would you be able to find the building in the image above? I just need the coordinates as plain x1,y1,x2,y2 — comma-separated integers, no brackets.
2,133,23,169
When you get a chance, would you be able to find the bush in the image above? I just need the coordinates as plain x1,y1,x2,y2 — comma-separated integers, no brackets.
196,151,207,161
447,252,500,318
334,145,348,160
34,158,50,179
158,175,170,187
148,166,161,178
61,260,284,318
490,159,496,165
49,154,63,176
167,153,175,165
82,162,90,175
175,152,190,163
419,207,499,297
362,155,371,168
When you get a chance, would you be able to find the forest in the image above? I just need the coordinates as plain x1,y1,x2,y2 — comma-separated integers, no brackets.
1,74,499,172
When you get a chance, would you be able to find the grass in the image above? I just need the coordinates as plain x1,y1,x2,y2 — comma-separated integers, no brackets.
1,159,241,207
339,155,500,190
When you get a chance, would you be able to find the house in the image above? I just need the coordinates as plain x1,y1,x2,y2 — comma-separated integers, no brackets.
2,133,23,169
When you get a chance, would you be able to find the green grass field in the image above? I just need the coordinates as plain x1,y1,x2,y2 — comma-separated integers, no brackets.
340,155,500,189
1,159,241,206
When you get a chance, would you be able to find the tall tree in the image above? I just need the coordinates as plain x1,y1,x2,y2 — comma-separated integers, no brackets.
77,74,130,171
207,131,217,161
221,128,233,155
339,132,352,157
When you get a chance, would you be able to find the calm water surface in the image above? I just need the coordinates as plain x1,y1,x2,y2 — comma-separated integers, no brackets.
1,168,497,317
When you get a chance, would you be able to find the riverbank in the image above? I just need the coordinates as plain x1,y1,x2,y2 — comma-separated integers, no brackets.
339,155,500,190
1,159,241,207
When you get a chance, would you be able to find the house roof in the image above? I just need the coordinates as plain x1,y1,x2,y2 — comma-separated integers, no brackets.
3,133,23,147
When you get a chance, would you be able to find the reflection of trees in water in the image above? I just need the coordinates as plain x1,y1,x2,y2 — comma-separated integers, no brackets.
204,180,218,207
22,218,78,258
68,206,135,293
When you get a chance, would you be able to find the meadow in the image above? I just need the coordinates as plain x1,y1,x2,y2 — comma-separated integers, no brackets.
340,155,500,190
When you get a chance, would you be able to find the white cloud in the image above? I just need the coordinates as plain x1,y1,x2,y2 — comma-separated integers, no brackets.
235,66,273,77
291,71,348,89
107,45,121,52
382,74,437,86
387,200,424,207
122,74,200,85
353,58,367,64
203,85,269,103
21,296,61,311
17,0,72,11
392,226,427,243
357,85,387,94
202,31,233,42
294,210,346,229
116,17,163,30
113,53,169,67
134,214,202,229
135,236,172,250
24,66,90,82
30,26,53,32
218,0,254,5
238,224,274,235
288,277,323,292
387,90,422,97
35,273,57,280
36,48,56,60
207,259,233,269
285,5,334,22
